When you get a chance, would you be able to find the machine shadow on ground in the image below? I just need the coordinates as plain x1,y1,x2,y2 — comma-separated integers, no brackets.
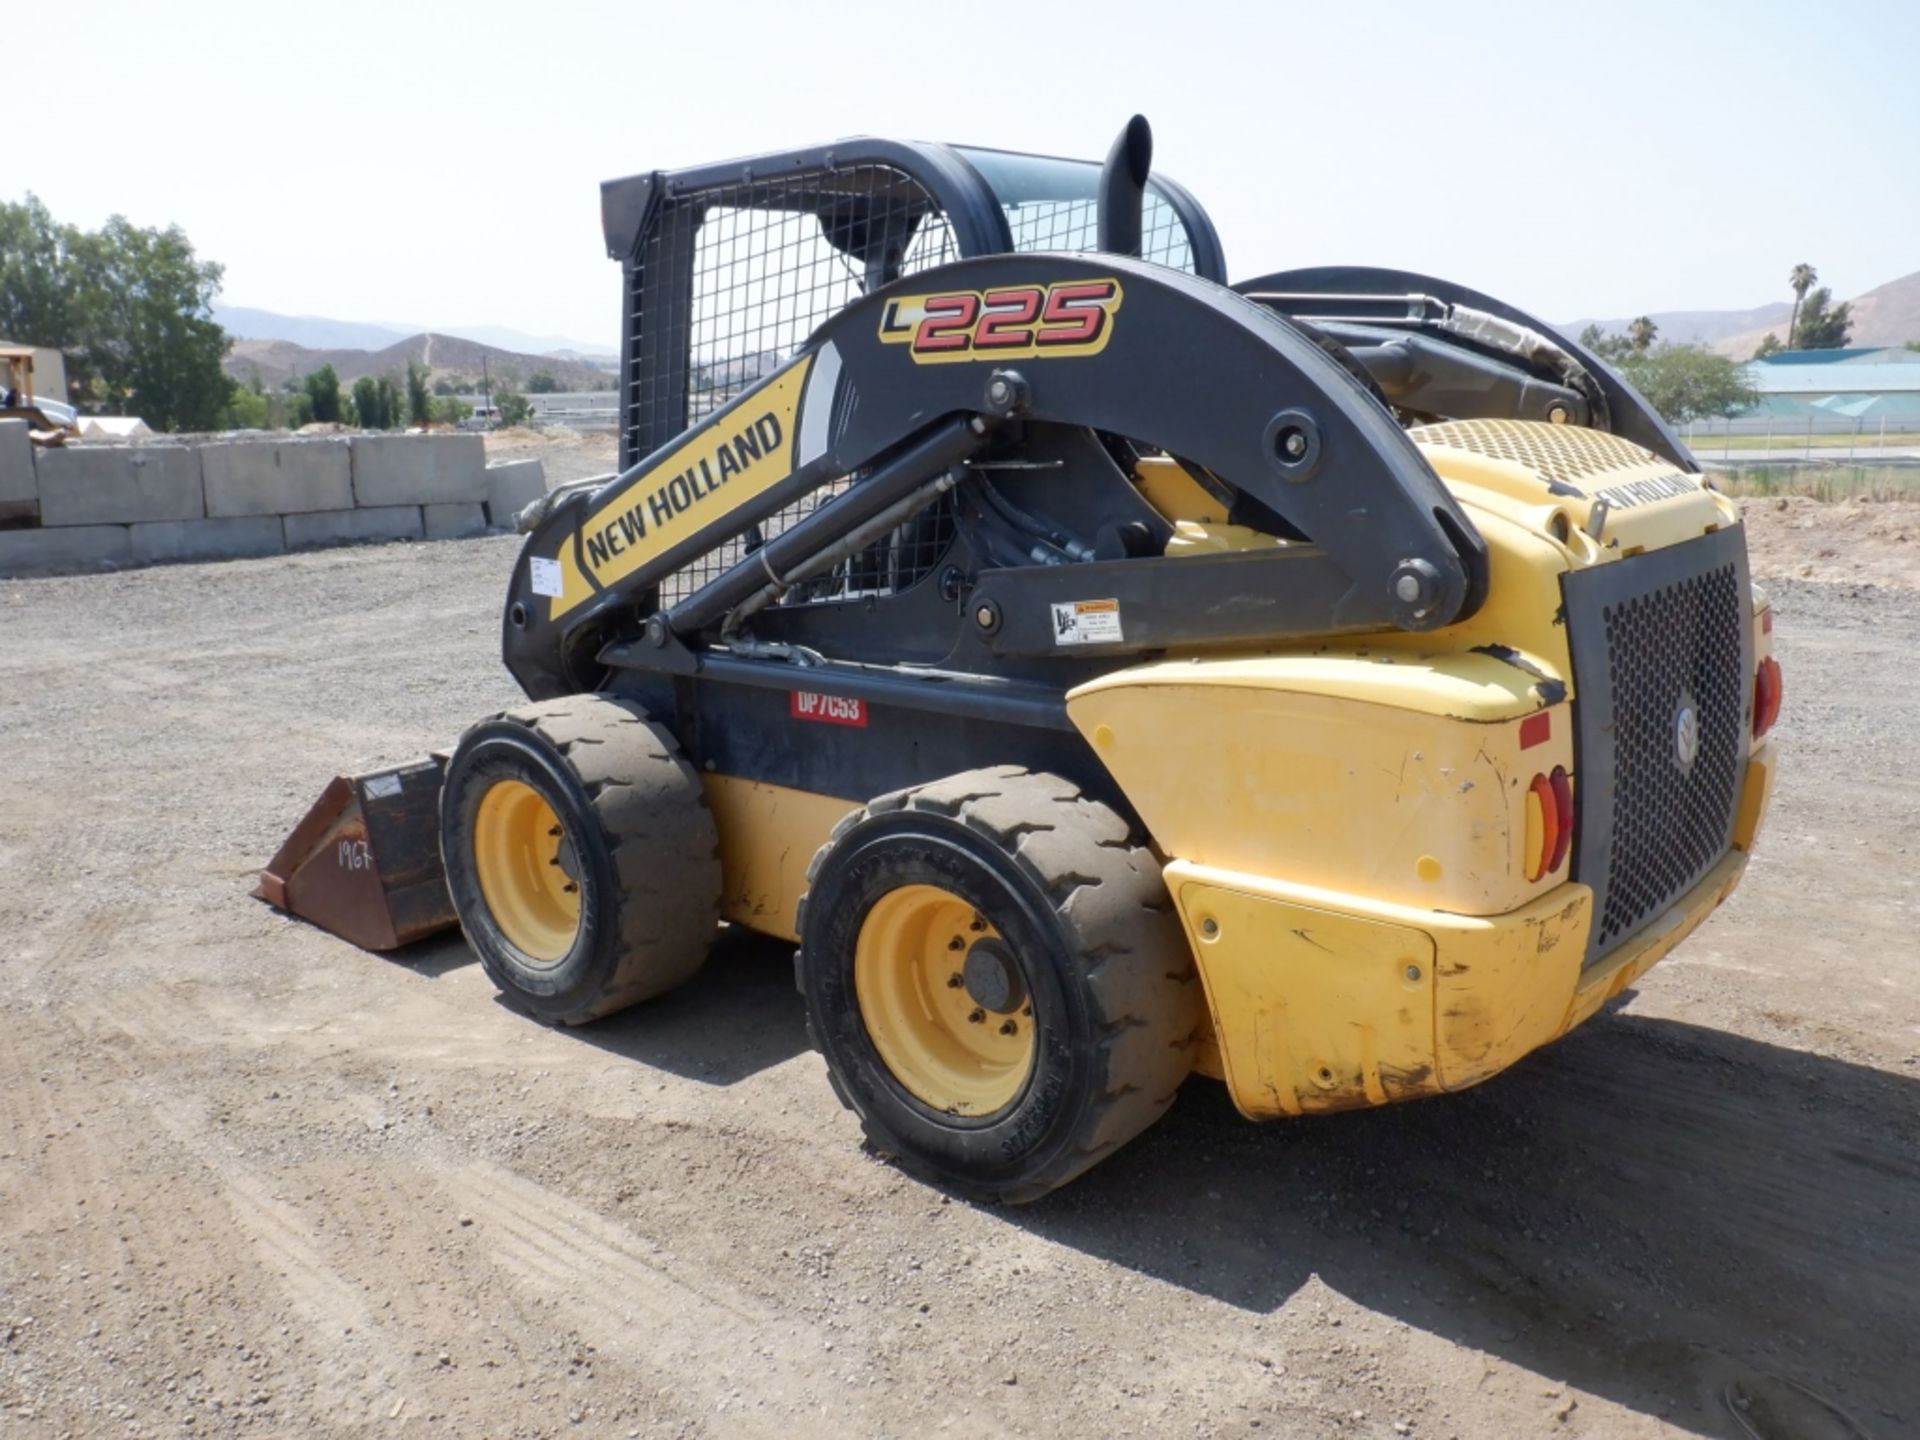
498,926,811,1087
1004,1011,1918,1438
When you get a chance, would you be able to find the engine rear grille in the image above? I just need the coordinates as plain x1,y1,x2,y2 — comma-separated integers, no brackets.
1413,419,1670,485
1562,528,1751,965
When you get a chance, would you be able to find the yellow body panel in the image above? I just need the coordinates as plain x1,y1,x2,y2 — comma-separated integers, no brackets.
1069,671,1573,915
701,775,857,943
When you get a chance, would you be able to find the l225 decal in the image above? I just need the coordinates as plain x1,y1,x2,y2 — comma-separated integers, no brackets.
878,279,1122,364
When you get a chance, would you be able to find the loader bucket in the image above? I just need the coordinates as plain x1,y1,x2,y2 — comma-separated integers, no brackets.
254,757,459,951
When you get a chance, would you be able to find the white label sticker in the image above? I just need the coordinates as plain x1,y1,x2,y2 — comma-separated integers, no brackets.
363,774,402,799
528,556,564,599
1050,598,1123,646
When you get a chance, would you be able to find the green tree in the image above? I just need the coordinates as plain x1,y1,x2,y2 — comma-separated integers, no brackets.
302,364,343,424
1616,344,1758,425
1626,316,1659,354
351,375,382,428
1577,323,1633,365
494,387,532,427
376,376,403,429
435,395,473,424
0,194,235,431
1792,287,1852,349
222,385,269,430
1752,333,1784,359
406,362,432,425
1787,263,1817,353
525,370,560,394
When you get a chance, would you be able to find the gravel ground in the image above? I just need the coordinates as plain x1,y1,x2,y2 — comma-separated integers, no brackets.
0,523,1916,1440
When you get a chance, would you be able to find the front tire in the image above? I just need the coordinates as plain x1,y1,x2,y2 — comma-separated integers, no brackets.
796,766,1199,1203
440,695,719,1025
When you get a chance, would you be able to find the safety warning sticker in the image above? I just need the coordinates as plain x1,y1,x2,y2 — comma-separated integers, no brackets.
528,557,564,599
1051,598,1123,646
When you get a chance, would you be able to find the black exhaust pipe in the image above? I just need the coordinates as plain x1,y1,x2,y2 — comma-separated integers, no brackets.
1097,115,1153,257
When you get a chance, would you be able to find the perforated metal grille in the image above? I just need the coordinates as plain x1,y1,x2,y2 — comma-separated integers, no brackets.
1590,561,1745,950
1413,419,1671,484
622,164,961,606
999,189,1195,272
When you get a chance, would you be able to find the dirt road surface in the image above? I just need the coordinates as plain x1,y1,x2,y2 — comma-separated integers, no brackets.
2,511,1916,1439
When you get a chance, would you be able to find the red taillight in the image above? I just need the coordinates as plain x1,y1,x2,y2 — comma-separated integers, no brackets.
1753,656,1783,739
1524,765,1575,881
1548,767,1574,872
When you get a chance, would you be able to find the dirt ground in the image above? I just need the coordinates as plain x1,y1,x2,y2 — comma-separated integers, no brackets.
1,505,1916,1440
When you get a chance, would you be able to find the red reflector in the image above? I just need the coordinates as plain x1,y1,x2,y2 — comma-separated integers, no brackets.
1548,767,1574,872
1753,656,1783,738
1519,712,1552,750
1761,608,1773,635
1527,774,1558,882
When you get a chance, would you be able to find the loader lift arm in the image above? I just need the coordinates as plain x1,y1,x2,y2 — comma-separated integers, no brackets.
504,252,1488,700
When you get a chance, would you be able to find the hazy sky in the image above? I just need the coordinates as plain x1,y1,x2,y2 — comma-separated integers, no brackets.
15,0,1918,350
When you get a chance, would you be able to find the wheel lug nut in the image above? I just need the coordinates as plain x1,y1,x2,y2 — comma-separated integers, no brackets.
967,1008,985,1024
999,1020,1017,1036
548,826,561,837
948,936,964,951
946,973,964,988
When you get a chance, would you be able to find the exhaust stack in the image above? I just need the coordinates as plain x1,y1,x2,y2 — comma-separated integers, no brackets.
1097,115,1154,257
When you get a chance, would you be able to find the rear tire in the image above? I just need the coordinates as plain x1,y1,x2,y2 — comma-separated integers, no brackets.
796,766,1199,1203
440,695,719,1025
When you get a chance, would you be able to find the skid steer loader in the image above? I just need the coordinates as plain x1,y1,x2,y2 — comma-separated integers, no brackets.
261,118,1781,1202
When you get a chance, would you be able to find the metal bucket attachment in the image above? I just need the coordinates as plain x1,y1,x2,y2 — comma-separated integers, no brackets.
254,757,459,951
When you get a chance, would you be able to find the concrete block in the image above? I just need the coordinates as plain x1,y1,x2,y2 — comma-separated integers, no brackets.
0,524,131,576
284,505,424,551
423,502,489,540
350,433,487,507
0,420,35,523
203,438,353,516
35,444,204,526
484,459,547,529
131,515,287,565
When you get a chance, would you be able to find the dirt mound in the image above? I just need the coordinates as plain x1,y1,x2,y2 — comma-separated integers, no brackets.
1739,493,1920,588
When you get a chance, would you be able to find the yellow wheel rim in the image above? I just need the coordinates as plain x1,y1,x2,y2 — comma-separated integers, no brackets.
853,884,1035,1116
472,778,581,964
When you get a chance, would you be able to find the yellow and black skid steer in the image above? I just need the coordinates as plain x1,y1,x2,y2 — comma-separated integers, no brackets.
261,118,1782,1201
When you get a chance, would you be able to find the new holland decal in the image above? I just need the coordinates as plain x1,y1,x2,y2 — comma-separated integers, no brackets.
538,356,814,619
879,279,1123,363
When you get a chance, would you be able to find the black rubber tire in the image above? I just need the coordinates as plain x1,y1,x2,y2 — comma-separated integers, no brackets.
440,695,719,1025
795,765,1200,1203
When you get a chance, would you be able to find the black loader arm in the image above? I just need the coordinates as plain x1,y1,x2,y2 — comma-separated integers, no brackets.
1238,265,1696,470
503,253,1487,699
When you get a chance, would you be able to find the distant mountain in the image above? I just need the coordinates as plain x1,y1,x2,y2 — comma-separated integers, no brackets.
1569,271,1920,360
1708,269,1920,357
224,331,616,393
214,305,616,363
214,305,413,352
433,324,617,361
1564,301,1793,347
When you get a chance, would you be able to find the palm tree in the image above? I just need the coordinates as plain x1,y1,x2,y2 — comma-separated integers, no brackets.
1627,315,1658,354
1788,263,1818,350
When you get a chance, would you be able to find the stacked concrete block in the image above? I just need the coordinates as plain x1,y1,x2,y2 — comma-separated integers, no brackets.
203,438,353,517
483,459,548,529
424,503,489,540
0,524,131,575
350,433,487,507
34,444,204,527
284,505,425,551
131,516,287,565
0,432,509,577
0,419,36,524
